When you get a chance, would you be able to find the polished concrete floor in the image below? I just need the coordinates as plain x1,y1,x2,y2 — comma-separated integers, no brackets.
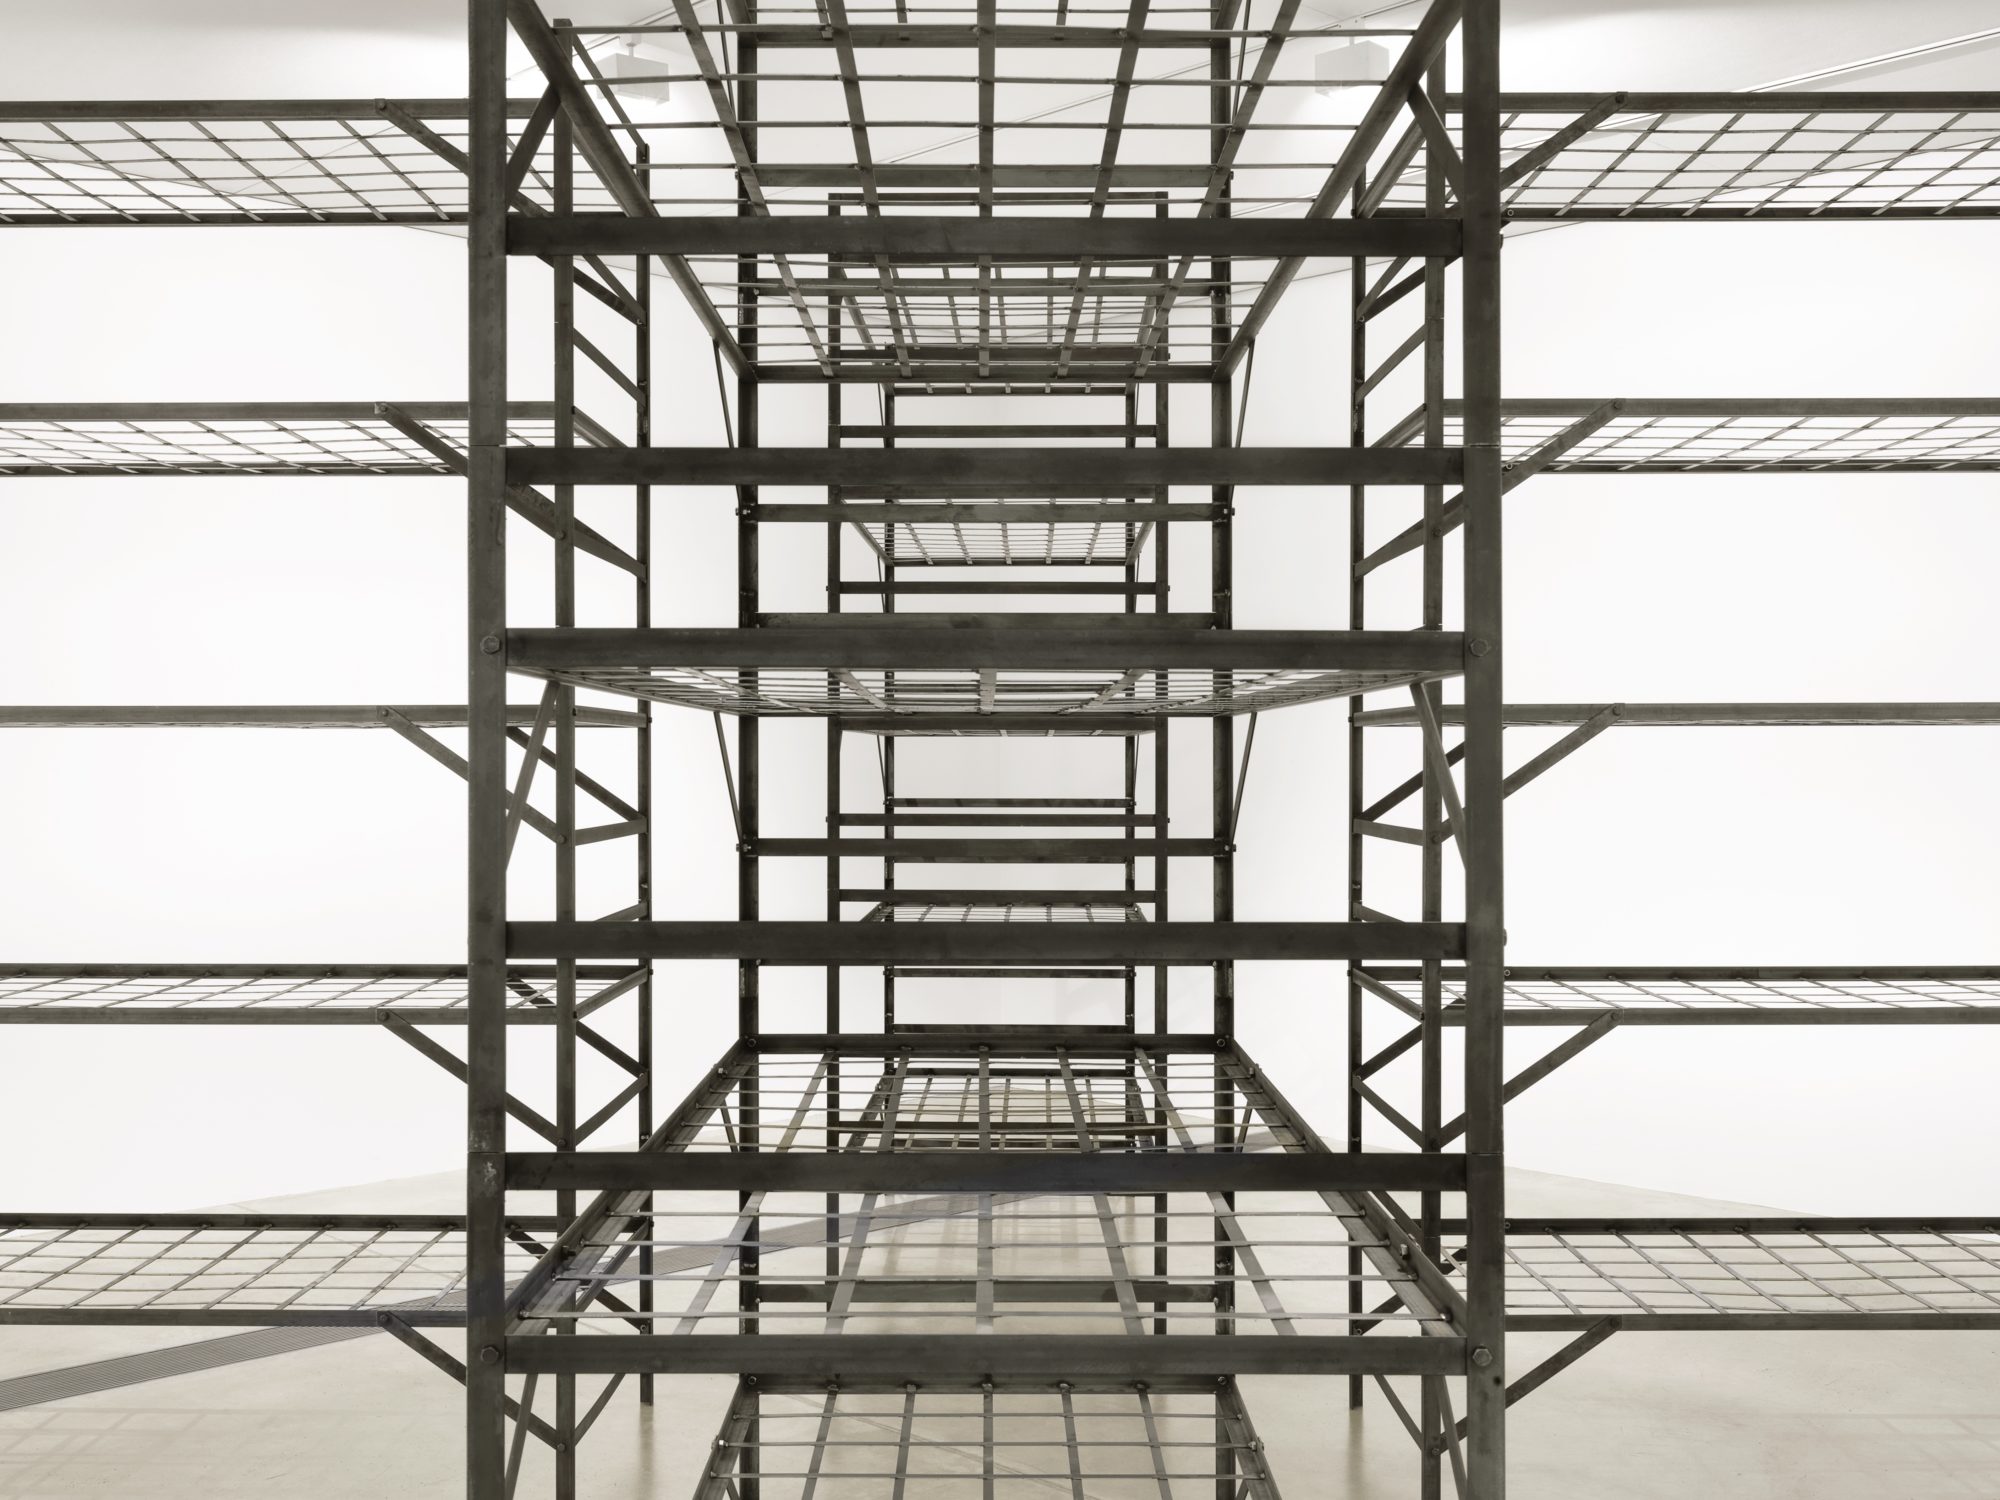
4,1164,1997,1499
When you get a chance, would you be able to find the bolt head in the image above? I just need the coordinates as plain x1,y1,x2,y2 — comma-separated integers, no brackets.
479,634,503,655
1470,1345,1495,1368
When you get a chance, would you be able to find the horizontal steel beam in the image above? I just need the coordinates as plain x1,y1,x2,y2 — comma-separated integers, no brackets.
0,99,544,121
1353,702,2000,727
841,713,1158,735
508,447,1460,490
507,920,1463,962
754,838,1213,860
506,1333,1466,1378
755,503,1212,524
504,1149,1466,1193
0,705,641,728
508,626,1465,671
0,402,553,422
1461,398,2000,419
509,214,1462,259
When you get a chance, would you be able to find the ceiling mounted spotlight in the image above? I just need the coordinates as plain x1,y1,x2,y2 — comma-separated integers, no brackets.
605,37,673,102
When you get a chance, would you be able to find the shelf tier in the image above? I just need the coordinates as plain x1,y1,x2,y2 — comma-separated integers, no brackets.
505,625,1460,722
0,964,647,1025
0,1213,554,1327
1390,399,2000,474
0,402,573,478
0,100,610,226
1378,93,2000,221
1354,702,2000,728
1454,1217,2000,1332
853,499,1160,568
858,901,1148,925
0,704,643,729
500,1037,1466,1379
695,1376,1284,1500
1356,966,2000,1027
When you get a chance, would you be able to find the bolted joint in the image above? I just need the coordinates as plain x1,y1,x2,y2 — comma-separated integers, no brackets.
478,1345,502,1365
1469,1345,1495,1368
1467,638,1492,658
479,635,503,655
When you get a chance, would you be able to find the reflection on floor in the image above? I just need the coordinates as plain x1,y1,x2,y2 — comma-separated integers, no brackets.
2,1163,1997,1500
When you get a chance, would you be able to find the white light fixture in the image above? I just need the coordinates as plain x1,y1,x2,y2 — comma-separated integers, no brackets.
605,37,673,103
1315,40,1390,94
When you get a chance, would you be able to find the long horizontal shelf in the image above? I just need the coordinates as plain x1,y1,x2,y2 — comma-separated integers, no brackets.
1354,702,2000,728
1357,966,2000,1026
1453,1217,2000,1332
0,99,603,226
0,704,643,728
1378,93,2000,221
500,1037,1466,1376
696,1377,1284,1500
507,921,1462,964
858,901,1147,923
506,625,1461,720
0,964,647,1025
0,402,568,477
1394,400,2000,473
507,445,1461,491
0,1213,554,1327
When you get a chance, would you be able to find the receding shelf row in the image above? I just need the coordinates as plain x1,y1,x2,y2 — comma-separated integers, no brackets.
7,966,1994,1026
11,1041,1991,1343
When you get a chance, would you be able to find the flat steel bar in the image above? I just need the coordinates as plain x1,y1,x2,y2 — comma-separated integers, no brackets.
507,920,1464,962
508,446,1461,489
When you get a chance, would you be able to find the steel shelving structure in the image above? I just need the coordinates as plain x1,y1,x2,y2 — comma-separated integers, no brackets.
4,7,1997,1500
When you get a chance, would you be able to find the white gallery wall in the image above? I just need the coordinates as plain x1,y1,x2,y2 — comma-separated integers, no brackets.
0,0,1995,1214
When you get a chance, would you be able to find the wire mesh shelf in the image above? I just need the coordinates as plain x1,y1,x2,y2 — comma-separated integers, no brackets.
0,403,571,478
695,1377,1284,1500
1400,401,2000,473
1372,96,2000,220
1474,1220,2000,1329
0,964,647,1024
0,104,616,225
860,903,1147,923
1358,967,2000,1026
0,1215,551,1326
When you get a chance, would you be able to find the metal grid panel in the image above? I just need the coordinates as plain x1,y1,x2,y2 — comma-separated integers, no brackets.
862,903,1145,923
0,1217,547,1326
529,664,1436,718
0,965,646,1024
0,107,617,224
0,404,564,477
860,503,1154,565
510,1041,1454,1342
1411,404,2000,473
1487,1224,2000,1325
1373,98,2000,219
698,1380,1283,1499
1360,968,2000,1025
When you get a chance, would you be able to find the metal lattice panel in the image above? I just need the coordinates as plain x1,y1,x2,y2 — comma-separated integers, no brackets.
0,964,647,1025
0,403,565,478
1372,96,2000,219
1481,1222,2000,1328
859,503,1155,566
1406,401,2000,473
697,1379,1284,1500
861,903,1145,923
0,104,617,225
506,1040,1459,1347
530,665,1435,719
0,1216,549,1326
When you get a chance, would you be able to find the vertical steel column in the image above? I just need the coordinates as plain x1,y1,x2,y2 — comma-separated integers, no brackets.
465,1,510,1495
735,21,763,1488
550,102,580,1500
1459,1,1507,1494
632,140,657,1412
879,392,898,1032
1210,26,1236,1499
1415,45,1451,1500
1343,223,1367,1410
